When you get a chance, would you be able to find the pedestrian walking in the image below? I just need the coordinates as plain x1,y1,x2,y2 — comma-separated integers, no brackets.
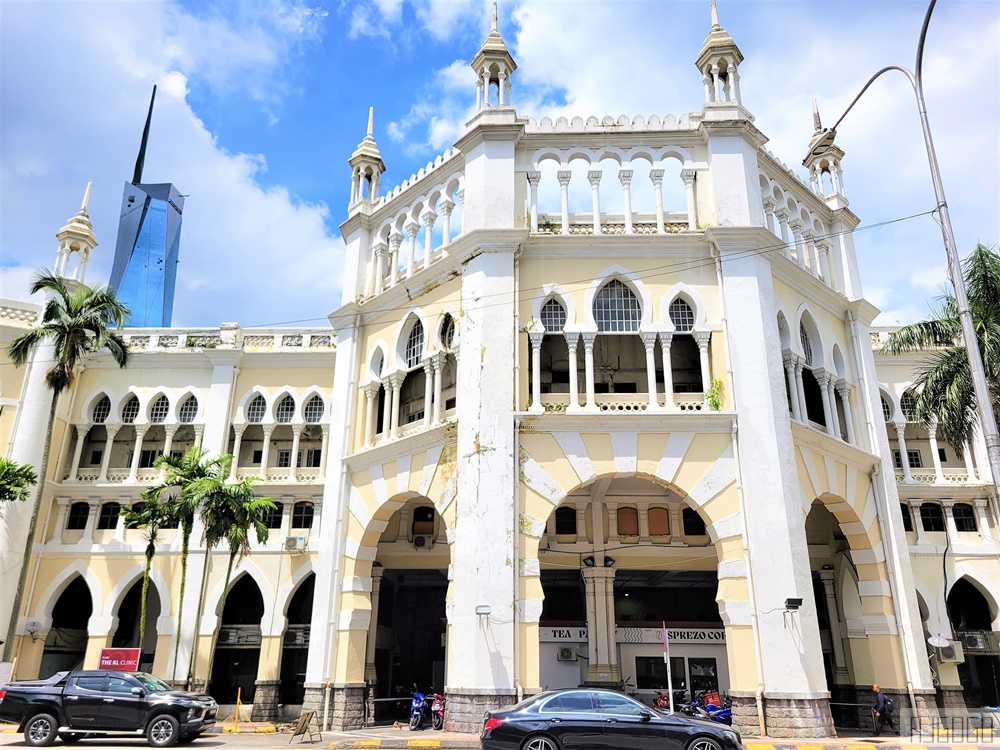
872,683,898,736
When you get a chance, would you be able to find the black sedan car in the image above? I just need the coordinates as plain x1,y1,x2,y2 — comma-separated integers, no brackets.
481,688,742,750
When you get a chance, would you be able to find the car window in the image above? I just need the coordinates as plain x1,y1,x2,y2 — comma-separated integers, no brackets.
597,693,647,717
107,677,138,694
73,677,107,692
132,673,171,693
542,692,597,713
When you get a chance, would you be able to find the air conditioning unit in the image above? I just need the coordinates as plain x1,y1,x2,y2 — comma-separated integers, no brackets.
939,640,965,664
217,631,232,644
961,632,989,651
413,534,434,549
285,535,308,553
557,646,578,662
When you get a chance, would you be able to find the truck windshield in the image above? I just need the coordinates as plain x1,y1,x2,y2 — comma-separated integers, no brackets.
132,673,172,692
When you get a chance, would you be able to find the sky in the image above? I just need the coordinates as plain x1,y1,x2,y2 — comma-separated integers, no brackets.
1,0,998,329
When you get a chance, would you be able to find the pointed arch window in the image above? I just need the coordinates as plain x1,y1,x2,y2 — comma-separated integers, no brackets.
405,320,425,369
149,395,169,423
901,390,918,422
594,280,641,332
178,396,198,423
276,395,295,424
441,315,456,350
304,396,324,423
121,396,140,424
246,395,266,423
540,299,567,333
799,323,813,367
668,299,695,332
881,396,892,422
92,396,111,424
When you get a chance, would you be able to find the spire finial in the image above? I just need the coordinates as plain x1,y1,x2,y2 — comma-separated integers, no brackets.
367,106,374,137
491,2,498,33
812,99,822,132
710,0,720,29
80,182,93,214
133,84,157,186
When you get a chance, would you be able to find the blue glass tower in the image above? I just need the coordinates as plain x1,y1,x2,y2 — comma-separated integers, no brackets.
109,86,184,327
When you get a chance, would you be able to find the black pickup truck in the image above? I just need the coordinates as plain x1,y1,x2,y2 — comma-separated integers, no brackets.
0,670,218,747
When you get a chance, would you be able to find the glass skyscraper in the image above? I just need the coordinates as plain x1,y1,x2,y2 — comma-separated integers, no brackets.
109,182,184,327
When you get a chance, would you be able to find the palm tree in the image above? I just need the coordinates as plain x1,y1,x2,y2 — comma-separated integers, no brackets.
4,271,130,658
0,458,38,517
120,497,174,645
199,476,276,691
143,447,230,682
883,243,1000,456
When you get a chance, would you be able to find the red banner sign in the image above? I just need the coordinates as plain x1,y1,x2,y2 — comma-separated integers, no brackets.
98,648,141,671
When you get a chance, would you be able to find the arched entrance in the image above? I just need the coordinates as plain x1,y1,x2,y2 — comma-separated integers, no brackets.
210,575,265,704
948,577,1000,707
279,574,315,705
111,579,161,672
40,577,92,678
537,476,728,703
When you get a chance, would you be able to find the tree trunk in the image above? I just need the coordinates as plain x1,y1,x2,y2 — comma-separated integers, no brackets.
205,549,237,695
2,393,58,660
187,545,212,689
172,519,192,683
140,539,155,646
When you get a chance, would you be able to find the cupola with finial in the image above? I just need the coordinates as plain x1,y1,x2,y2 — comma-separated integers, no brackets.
803,101,848,206
54,182,98,285
348,106,385,209
695,0,748,118
471,3,516,111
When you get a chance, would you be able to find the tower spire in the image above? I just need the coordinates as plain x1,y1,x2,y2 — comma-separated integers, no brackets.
695,0,746,114
367,106,374,138
471,2,516,112
812,99,823,132
132,85,157,185
491,2,498,33
711,0,720,29
349,106,385,207
80,182,93,215
54,184,99,283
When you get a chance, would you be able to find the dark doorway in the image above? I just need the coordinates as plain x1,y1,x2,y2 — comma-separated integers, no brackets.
540,570,586,625
279,575,314,705
40,577,92,678
614,570,722,625
111,580,161,672
210,576,264,703
948,578,1000,707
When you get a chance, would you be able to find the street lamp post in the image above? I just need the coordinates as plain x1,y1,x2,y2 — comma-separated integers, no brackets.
818,0,1000,489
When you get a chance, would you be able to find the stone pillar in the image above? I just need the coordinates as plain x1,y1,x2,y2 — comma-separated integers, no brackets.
364,568,383,683
81,500,98,544
973,499,992,543
762,197,777,235
527,171,540,233
529,332,544,414
694,331,712,395
962,443,978,482
582,333,597,411
421,209,436,268
404,220,419,278
251,681,280,722
928,420,945,482
669,505,683,546
388,373,402,439
650,169,665,234
789,220,806,270
816,371,836,437
289,425,302,481
817,569,848,678
362,384,377,447
681,169,697,231
783,355,802,421
422,358,434,427
588,170,602,235
128,427,147,481
380,378,393,442
659,333,675,410
637,506,650,543
619,169,634,234
582,568,619,685
804,232,820,278
642,332,659,410
775,208,792,260
557,171,571,235
565,333,581,412
229,425,245,481
373,242,387,296
605,502,619,545
895,423,913,483
160,426,177,479
439,198,454,252
909,500,928,545
259,425,274,480
432,353,445,425
817,241,833,287
793,361,808,422
941,499,959,548
836,382,856,444
194,424,205,451
68,425,90,482
388,230,402,288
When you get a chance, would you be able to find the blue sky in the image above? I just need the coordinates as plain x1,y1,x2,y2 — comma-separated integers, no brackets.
1,0,997,328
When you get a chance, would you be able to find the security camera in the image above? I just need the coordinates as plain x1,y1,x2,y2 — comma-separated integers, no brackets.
784,598,803,610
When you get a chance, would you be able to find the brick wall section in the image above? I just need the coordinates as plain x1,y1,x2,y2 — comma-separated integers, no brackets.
762,697,835,738
330,686,366,730
252,681,280,721
444,692,517,734
730,693,761,737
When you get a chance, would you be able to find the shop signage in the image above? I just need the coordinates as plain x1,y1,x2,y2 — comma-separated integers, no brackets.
98,648,141,671
540,627,725,644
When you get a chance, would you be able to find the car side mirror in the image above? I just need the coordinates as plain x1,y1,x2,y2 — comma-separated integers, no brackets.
639,710,652,723
131,687,145,696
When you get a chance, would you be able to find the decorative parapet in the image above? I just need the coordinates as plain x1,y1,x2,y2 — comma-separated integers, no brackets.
119,327,336,352
375,147,462,207
758,147,814,193
524,113,695,133
0,299,41,327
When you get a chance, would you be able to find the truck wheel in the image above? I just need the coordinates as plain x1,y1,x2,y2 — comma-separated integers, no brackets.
146,715,179,748
59,732,88,744
25,713,58,747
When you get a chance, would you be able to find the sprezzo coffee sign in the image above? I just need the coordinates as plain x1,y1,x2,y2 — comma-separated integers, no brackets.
540,627,725,644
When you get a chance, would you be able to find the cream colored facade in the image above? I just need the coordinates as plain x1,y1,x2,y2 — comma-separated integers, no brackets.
2,5,998,739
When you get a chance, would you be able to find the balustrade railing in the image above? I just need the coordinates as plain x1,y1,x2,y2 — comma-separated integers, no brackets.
895,468,974,485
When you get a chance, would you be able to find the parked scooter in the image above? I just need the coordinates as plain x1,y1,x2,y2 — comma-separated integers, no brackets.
681,693,732,725
652,689,686,712
409,690,429,730
430,693,446,730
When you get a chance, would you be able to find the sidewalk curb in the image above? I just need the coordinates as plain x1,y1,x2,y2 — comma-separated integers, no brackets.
327,742,477,749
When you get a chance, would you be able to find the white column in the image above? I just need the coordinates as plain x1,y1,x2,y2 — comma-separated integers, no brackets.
98,425,120,482
963,443,978,482
582,333,597,411
642,332,659,410
432,354,445,424
669,504,683,546
128,426,147,482
565,333,581,412
804,231,820,278
681,168,697,231
422,358,434,427
364,568,384,682
730,64,742,104
818,568,849,677
159,426,177,479
557,170,571,235
819,371,837,437
606,502,619,544
836,383,856,444
650,169,665,234
404,220,419,277
659,333,674,410
388,373,402,439
895,423,913,483
588,170,602,235
928,419,945,483
527,171,540,233
973,500,992,543
529,332,544,414
439,198,454,251
775,208,792,260
818,241,833,286
388,230,402,287
793,360,809,423
762,197,777,235
259,425,274,480
618,168,633,234
702,73,713,104
421,209,436,267
380,378,393,442
711,65,721,101
193,424,205,451
942,499,960,548
229,425,245,481
909,500,928,545
694,331,711,395
789,221,806,269
396,506,411,542
373,242,388,296
498,68,507,106
783,355,802,421
289,425,302,481
363,384,377,447
638,506,650,543
318,425,330,476
81,500,98,545
68,425,90,482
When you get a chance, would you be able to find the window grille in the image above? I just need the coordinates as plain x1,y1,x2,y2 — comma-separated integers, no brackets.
304,396,324,423
277,450,292,468
441,315,456,349
405,321,425,369
908,449,923,468
247,395,266,423
920,503,944,532
292,502,314,529
178,396,198,423
92,396,111,423
276,395,295,423
263,502,283,529
540,299,567,333
554,506,577,535
881,396,892,422
97,502,121,530
799,324,813,367
682,508,707,536
594,280,641,332
121,396,140,424
67,502,90,530
953,503,978,532
149,396,169,423
901,390,918,421
668,299,695,332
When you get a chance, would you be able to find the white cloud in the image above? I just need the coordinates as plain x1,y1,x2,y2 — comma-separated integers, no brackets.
909,265,949,294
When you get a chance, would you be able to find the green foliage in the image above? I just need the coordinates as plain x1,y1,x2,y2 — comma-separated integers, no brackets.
120,498,174,644
0,458,38,515
882,243,1000,457
706,378,726,411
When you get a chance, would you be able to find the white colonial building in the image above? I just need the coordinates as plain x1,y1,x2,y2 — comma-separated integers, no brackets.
2,3,998,738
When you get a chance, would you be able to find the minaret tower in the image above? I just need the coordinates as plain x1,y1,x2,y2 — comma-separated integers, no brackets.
53,182,99,285
470,3,517,113
803,100,848,207
695,0,748,120
348,107,385,209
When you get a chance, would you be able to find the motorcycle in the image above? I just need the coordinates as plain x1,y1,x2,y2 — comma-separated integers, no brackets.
652,689,686,712
409,690,429,730
682,694,732,725
430,693,446,730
